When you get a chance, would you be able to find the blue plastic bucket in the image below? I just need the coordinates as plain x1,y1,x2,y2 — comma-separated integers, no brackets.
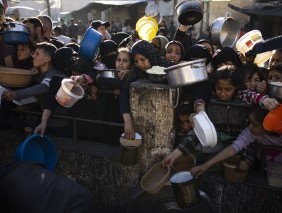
78,27,103,60
14,134,58,171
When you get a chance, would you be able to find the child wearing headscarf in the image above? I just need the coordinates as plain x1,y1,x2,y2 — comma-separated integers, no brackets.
120,40,173,139
151,35,169,57
165,40,185,64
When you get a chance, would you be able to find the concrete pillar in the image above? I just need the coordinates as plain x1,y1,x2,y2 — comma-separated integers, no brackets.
130,80,175,174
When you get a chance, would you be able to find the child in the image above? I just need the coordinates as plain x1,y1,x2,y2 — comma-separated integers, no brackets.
15,41,35,70
165,40,185,64
191,107,282,178
211,65,279,111
162,102,222,168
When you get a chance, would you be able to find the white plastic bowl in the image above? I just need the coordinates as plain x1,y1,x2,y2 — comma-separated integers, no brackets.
192,111,217,147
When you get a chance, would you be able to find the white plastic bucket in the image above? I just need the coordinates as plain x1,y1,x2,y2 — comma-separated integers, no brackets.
236,30,263,55
55,78,84,108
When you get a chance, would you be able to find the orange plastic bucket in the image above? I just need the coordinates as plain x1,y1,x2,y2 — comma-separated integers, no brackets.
263,105,282,134
136,16,158,41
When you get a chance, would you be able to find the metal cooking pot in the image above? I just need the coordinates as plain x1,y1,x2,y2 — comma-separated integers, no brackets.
164,59,208,88
96,69,123,89
175,0,203,26
210,12,240,48
147,73,167,84
2,22,30,45
268,82,282,103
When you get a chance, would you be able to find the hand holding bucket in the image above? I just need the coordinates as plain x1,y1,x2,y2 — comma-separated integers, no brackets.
56,78,85,108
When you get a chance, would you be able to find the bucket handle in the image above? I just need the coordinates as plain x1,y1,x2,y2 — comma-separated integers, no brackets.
225,12,232,19
169,88,179,109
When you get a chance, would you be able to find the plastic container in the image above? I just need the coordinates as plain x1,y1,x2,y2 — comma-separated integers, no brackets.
78,27,103,60
236,30,263,55
140,163,170,194
0,67,37,87
55,78,84,108
263,105,282,134
193,111,217,147
14,134,57,171
223,155,248,183
136,16,158,41
170,171,199,208
267,161,282,188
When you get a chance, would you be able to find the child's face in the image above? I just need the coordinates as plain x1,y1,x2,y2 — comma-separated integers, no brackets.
244,73,261,91
17,44,32,61
134,53,151,71
115,51,131,71
268,69,282,83
215,79,236,102
165,43,182,64
248,113,264,136
32,48,51,68
179,114,192,134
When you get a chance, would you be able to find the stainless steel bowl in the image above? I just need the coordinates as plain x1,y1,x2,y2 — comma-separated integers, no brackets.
164,59,208,88
268,82,282,102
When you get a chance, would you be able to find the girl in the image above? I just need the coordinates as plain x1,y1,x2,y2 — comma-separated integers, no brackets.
165,40,185,64
120,40,173,139
151,35,169,57
115,47,132,80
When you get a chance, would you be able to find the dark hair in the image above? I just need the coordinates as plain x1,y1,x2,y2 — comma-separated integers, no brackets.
212,65,240,88
65,42,80,53
238,63,265,89
53,26,62,35
271,64,282,74
36,42,57,58
22,17,43,32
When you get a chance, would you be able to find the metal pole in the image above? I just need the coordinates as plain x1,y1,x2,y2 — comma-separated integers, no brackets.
46,0,51,17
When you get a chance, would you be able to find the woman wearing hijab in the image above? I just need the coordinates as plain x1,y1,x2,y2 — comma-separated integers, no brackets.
120,40,174,139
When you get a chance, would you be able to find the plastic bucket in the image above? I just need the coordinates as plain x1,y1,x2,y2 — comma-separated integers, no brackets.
78,27,103,60
136,16,158,41
14,134,57,171
170,171,199,208
236,30,263,55
266,161,282,188
120,145,139,165
223,155,248,183
55,78,84,108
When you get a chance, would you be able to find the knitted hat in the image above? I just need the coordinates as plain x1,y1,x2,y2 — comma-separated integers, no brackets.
52,47,77,76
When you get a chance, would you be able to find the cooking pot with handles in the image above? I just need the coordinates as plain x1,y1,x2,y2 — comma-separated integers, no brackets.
175,0,203,26
210,12,240,48
2,21,30,45
96,69,123,89
164,59,208,88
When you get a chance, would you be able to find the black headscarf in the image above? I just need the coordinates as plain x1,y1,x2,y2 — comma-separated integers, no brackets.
186,44,212,64
99,40,118,69
165,40,185,61
211,47,242,70
52,47,78,76
123,40,174,88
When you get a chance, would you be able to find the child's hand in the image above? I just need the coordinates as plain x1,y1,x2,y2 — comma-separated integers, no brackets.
2,90,16,101
256,80,267,93
191,163,209,178
162,149,182,168
262,98,280,110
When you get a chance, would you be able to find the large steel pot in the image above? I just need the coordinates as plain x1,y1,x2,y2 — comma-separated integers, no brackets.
2,21,30,45
164,59,208,88
175,0,203,26
268,82,282,103
210,12,240,48
96,69,123,89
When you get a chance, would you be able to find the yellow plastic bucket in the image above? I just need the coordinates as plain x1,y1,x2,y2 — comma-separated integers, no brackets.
136,16,158,41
